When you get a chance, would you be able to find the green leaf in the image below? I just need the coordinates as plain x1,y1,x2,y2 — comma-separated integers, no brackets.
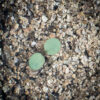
44,38,61,55
29,53,45,70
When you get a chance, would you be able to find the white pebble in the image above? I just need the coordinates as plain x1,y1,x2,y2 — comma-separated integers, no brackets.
47,79,53,86
31,41,36,47
14,57,19,63
75,47,81,53
65,67,69,74
3,86,9,93
67,14,72,22
96,50,100,54
42,15,48,22
43,86,48,92
81,55,88,65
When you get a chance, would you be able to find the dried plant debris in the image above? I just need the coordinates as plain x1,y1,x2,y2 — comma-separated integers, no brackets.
0,0,100,99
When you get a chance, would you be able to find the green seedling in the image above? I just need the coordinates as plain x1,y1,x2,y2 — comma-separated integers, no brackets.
44,38,61,55
29,53,45,70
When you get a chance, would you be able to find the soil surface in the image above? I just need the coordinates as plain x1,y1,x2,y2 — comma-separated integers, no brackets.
0,0,100,100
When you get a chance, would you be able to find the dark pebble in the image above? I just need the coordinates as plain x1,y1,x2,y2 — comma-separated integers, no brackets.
53,5,58,11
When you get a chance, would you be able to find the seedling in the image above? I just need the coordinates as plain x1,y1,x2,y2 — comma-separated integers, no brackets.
29,53,45,70
29,38,61,70
44,38,61,55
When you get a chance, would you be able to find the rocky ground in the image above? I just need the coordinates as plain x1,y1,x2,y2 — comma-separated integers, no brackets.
0,0,100,100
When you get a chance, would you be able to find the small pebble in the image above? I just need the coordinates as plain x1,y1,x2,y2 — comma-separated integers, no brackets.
31,41,36,47
43,86,48,92
42,15,48,22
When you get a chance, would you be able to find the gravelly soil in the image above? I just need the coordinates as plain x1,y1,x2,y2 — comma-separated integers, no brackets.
0,0,100,100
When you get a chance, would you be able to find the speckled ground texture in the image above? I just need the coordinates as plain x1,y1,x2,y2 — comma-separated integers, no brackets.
0,0,100,100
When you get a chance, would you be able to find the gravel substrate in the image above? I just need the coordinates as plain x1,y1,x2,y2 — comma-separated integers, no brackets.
0,0,100,100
